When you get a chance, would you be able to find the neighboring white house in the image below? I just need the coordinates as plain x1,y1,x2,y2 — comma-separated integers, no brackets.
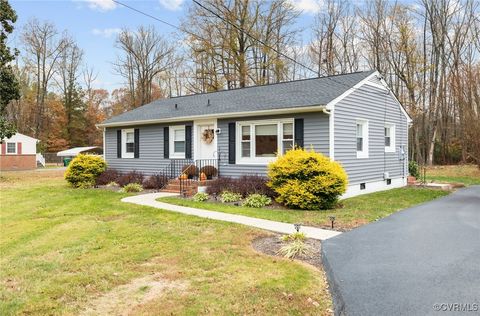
0,133,40,171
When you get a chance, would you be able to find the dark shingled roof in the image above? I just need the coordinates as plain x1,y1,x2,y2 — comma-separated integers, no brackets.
102,70,375,126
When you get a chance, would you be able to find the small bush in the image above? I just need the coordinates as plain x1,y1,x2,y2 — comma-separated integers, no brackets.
121,183,143,193
182,164,198,178
193,192,209,202
143,174,168,190
280,232,306,243
268,148,348,210
96,169,120,185
277,240,313,259
106,181,118,187
206,175,274,197
64,154,106,188
409,160,420,178
220,191,242,203
242,194,272,208
200,165,218,178
117,170,144,187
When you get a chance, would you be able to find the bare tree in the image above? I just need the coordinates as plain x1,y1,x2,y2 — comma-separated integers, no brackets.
22,19,68,138
114,26,175,108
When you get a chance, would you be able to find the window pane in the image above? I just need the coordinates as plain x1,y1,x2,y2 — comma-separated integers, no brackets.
357,137,363,151
241,125,250,141
255,124,277,157
126,143,134,153
126,132,134,143
282,141,293,154
384,127,389,137
241,142,250,157
283,123,293,139
174,141,185,153
356,124,362,137
7,143,16,153
385,136,391,147
174,129,185,141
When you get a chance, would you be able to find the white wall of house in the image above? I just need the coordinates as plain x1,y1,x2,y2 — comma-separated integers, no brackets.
2,133,38,155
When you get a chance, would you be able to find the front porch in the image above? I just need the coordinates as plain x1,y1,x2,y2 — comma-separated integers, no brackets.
159,158,220,196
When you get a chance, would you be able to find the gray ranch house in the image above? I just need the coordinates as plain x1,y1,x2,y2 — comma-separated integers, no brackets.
98,70,411,198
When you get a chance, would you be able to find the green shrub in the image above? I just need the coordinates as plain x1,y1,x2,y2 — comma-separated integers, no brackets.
242,194,272,208
280,232,306,242
106,181,118,187
193,192,209,202
267,148,348,210
121,183,143,193
64,154,106,188
277,240,313,259
409,160,420,178
220,191,242,203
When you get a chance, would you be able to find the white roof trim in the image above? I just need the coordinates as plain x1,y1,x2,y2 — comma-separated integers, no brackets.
56,146,101,157
325,70,412,123
97,105,326,128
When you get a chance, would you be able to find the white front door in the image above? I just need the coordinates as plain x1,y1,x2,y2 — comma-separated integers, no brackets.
195,121,217,159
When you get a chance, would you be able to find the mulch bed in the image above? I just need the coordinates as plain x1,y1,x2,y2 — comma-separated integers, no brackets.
252,233,323,269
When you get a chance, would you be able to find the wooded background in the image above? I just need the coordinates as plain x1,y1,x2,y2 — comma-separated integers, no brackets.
4,0,480,166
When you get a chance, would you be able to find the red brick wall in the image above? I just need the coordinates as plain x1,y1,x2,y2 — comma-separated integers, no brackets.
0,155,37,170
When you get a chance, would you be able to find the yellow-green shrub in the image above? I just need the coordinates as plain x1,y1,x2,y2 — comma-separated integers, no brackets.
267,148,348,210
64,154,106,188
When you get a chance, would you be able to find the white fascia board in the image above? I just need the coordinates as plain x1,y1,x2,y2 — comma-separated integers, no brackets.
96,105,325,128
325,70,413,124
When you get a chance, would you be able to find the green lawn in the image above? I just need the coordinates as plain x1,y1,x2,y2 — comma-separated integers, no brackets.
425,165,480,185
160,187,449,231
0,170,331,315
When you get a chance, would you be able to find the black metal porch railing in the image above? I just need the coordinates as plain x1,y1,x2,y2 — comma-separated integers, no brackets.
179,159,219,196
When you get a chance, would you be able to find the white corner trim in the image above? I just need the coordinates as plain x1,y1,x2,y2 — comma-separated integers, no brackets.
329,109,335,160
103,128,106,160
341,177,407,199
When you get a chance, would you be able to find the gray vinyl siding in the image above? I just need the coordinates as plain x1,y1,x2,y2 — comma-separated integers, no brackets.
105,121,193,175
217,112,329,177
334,84,408,185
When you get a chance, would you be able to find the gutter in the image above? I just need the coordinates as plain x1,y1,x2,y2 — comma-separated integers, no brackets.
96,105,326,128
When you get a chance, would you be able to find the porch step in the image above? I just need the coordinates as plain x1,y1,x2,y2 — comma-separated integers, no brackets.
160,178,199,196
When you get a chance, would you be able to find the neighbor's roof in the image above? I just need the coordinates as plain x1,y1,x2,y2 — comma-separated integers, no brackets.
56,147,102,157
101,70,375,127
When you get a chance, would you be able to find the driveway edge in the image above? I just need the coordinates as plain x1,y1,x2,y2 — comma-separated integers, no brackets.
321,244,346,316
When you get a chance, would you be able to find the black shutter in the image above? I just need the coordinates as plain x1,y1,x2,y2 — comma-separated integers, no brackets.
163,127,169,159
294,118,304,148
117,130,122,158
228,122,236,164
134,128,139,158
185,125,192,159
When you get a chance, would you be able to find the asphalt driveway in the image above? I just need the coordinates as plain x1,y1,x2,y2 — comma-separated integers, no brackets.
322,186,480,315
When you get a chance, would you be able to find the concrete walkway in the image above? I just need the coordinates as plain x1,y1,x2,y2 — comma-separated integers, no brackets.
122,192,341,240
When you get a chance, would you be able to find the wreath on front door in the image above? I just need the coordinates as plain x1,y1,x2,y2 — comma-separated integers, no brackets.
202,129,215,144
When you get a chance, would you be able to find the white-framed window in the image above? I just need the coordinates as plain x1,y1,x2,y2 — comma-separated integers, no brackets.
170,125,185,158
384,123,396,152
6,142,16,154
122,129,135,158
356,120,369,158
236,119,294,164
